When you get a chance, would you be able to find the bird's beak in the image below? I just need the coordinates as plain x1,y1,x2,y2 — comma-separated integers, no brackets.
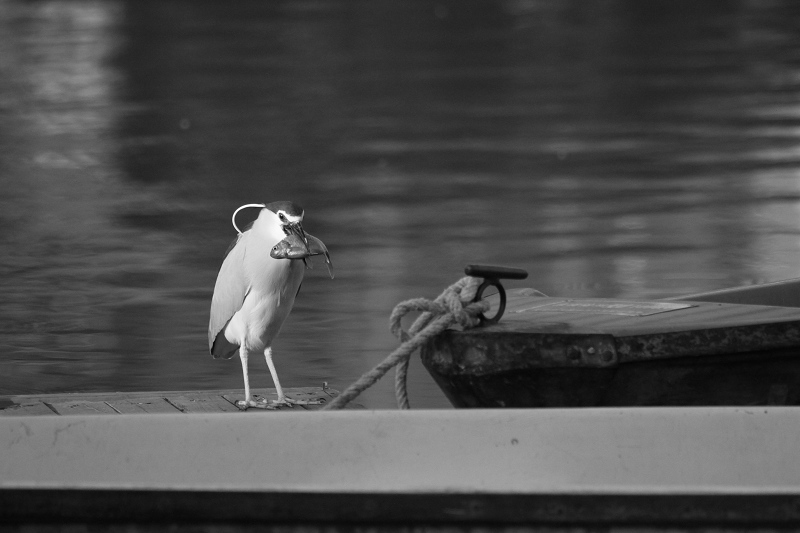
287,222,310,254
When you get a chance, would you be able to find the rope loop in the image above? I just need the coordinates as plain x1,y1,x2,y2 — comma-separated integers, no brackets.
325,276,490,410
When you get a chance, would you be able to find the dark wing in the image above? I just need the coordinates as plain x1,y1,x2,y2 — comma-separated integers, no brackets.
208,232,250,358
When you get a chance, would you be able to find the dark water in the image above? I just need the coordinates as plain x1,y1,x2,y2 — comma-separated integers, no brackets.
2,1,800,408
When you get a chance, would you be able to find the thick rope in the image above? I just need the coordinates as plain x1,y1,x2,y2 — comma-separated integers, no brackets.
324,276,489,410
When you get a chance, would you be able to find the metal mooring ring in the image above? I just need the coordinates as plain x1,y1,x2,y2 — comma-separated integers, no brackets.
474,278,506,325
465,264,528,326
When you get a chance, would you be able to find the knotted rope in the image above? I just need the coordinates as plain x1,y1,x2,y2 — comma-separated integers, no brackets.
323,276,489,410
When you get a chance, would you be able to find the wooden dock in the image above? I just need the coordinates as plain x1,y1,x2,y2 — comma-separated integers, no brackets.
0,387,346,416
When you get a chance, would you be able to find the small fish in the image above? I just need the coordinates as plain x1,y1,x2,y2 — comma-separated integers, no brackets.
270,232,334,279
270,235,311,260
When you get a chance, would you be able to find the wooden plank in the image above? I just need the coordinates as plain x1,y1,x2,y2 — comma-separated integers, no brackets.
3,390,243,404
222,387,331,411
3,388,329,404
672,277,800,308
0,388,352,416
0,401,55,416
166,393,240,413
106,397,181,415
312,386,340,410
500,293,800,335
281,387,330,410
48,401,118,416
463,289,800,361
221,391,289,410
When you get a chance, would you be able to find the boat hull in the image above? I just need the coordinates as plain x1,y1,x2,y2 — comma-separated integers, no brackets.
421,287,800,408
423,341,800,408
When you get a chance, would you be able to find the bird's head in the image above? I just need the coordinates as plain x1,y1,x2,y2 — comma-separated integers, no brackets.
264,201,309,253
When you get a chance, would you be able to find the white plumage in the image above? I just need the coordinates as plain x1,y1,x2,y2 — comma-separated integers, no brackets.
208,201,326,409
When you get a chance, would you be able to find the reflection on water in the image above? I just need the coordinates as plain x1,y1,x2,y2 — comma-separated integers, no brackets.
2,1,800,407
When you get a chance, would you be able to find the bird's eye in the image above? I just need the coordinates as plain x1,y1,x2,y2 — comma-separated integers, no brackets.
279,213,287,223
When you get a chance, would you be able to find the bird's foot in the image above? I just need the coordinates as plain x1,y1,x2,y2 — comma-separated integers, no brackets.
270,395,326,408
236,396,280,411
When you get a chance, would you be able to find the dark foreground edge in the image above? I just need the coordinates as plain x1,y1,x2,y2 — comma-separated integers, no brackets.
3,490,800,528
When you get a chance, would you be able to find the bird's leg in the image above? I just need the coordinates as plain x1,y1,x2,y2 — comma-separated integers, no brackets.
237,347,273,410
264,347,324,407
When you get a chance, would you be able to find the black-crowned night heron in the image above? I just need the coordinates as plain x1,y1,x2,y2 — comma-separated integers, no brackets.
208,201,332,410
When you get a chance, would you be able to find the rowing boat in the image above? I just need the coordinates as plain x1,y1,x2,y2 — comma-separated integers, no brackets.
422,278,800,408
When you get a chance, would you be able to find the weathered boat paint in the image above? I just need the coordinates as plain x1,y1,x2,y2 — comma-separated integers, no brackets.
422,287,800,408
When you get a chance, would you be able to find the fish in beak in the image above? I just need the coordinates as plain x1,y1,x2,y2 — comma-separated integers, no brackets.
270,232,334,279
270,236,310,260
